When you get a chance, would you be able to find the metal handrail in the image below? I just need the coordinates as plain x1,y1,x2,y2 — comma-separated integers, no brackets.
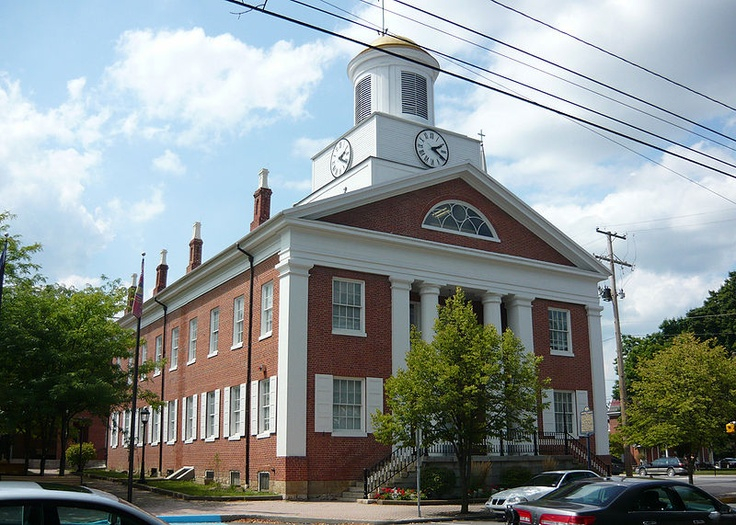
363,446,418,498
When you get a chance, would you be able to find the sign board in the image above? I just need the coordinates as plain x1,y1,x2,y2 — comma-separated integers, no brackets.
580,406,594,436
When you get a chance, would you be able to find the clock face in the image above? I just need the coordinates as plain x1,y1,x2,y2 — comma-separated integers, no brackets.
415,129,449,168
330,138,352,178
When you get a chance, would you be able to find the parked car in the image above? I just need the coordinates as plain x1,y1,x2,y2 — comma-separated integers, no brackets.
485,469,601,519
718,457,736,469
637,456,687,477
0,481,168,525
510,477,736,524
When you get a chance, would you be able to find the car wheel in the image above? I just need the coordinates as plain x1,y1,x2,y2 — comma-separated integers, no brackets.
638,467,647,476
667,467,675,477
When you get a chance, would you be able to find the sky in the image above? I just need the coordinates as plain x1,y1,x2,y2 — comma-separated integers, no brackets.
2,0,736,399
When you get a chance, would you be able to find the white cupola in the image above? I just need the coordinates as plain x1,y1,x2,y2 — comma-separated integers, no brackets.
347,35,440,126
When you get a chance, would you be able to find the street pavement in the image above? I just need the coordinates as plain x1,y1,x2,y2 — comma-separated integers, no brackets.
4,474,488,524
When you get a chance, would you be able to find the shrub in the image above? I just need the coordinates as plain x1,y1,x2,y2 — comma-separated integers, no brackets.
500,466,532,489
420,466,456,498
65,442,96,471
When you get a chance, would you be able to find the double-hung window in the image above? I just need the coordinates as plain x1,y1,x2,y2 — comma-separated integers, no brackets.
165,399,178,444
188,318,197,364
332,278,365,335
314,375,383,436
554,391,574,434
251,377,277,438
224,384,246,439
233,296,244,348
183,394,197,443
209,308,220,357
150,407,160,445
170,327,179,370
549,308,572,355
201,389,220,441
261,282,273,338
154,335,163,376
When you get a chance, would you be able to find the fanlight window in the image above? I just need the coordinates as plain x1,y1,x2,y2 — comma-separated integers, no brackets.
422,201,498,240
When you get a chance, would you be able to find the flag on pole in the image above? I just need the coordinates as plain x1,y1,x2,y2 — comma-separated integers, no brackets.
132,254,144,319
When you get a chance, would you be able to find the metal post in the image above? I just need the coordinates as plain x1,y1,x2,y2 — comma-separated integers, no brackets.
139,407,150,483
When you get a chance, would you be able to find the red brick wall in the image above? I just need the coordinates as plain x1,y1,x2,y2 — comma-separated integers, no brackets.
320,178,573,266
305,266,393,482
108,254,282,486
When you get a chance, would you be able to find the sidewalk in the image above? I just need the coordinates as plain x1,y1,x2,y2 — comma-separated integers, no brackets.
8,475,489,524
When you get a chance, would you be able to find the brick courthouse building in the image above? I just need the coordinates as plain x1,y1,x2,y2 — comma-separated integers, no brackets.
106,35,611,498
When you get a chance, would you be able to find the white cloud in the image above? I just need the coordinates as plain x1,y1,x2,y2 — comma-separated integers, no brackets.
106,28,340,145
294,137,333,159
153,149,186,176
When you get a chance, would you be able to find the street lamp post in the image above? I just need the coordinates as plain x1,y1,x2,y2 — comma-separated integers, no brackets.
139,407,150,484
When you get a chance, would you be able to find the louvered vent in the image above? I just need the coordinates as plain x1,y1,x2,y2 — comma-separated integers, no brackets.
401,71,428,119
355,76,372,124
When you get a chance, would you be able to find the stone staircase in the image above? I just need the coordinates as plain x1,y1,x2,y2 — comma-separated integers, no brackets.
338,464,418,502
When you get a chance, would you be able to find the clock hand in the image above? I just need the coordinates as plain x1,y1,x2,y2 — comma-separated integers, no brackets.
339,150,350,163
431,145,447,162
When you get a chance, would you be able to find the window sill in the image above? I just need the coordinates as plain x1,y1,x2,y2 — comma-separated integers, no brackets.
166,440,176,446
169,365,178,372
332,431,367,438
331,329,367,338
204,436,217,443
259,332,272,341
231,342,243,350
550,350,574,357
228,434,242,441
186,359,196,366
256,431,273,440
207,352,218,358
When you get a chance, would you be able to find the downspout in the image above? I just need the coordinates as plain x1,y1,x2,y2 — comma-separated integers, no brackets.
153,296,167,477
236,243,255,488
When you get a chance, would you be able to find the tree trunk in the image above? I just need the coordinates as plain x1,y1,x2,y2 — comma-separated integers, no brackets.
457,446,470,513
58,417,69,476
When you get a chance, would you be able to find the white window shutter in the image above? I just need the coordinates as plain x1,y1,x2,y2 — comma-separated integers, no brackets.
541,389,555,434
171,399,178,443
181,397,187,441
110,413,117,448
250,380,259,436
314,374,333,433
200,392,207,438
365,377,383,433
192,393,198,440
239,383,247,436
575,390,589,437
223,387,231,438
163,405,169,443
268,376,277,434
214,389,221,439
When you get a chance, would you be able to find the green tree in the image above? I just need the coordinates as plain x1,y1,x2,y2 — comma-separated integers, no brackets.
372,288,546,513
622,333,736,483
1,279,139,474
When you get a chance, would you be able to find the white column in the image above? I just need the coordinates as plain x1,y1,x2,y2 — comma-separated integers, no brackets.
587,304,609,456
506,295,534,353
419,283,440,342
390,277,412,375
482,292,503,335
275,257,312,457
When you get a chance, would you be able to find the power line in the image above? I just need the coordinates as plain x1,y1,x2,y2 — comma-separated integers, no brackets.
486,0,736,114
224,0,736,181
393,0,736,148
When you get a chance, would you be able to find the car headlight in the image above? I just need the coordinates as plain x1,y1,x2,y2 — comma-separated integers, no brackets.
506,495,528,506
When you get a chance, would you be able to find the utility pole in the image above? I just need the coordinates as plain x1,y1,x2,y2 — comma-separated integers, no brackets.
595,228,633,476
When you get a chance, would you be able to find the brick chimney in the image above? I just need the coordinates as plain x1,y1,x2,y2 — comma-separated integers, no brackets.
125,273,137,314
250,168,272,231
187,222,203,274
154,249,169,295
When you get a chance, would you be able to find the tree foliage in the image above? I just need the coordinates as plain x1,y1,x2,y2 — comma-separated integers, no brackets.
622,333,736,480
372,288,546,512
0,213,145,475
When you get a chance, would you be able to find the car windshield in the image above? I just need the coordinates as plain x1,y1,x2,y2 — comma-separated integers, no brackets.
542,483,627,506
527,473,564,487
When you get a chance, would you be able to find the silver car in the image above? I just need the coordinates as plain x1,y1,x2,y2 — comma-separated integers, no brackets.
0,481,168,525
485,469,601,519
637,457,687,477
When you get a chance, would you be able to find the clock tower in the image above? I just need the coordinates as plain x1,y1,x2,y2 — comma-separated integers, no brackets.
304,35,484,204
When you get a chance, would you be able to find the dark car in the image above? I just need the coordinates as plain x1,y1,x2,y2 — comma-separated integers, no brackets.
637,456,687,477
510,478,735,525
0,481,168,525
